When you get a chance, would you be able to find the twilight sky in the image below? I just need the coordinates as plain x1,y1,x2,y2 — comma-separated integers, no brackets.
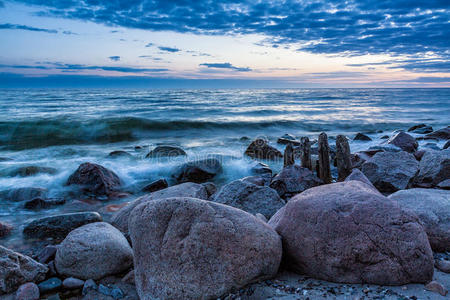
0,0,449,87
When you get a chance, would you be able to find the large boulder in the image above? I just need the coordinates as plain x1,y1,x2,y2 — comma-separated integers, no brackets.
66,162,121,197
425,126,450,140
0,246,48,294
362,151,419,193
23,212,102,240
389,188,450,252
269,165,322,197
55,222,133,280
245,139,282,160
414,149,450,187
172,158,222,183
146,145,186,158
269,181,433,285
129,197,282,300
385,131,418,153
212,179,284,219
111,182,209,234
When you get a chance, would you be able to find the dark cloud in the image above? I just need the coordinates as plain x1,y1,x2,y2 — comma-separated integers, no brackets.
0,23,57,33
200,63,251,72
9,0,449,58
108,56,120,62
0,62,169,73
158,46,180,53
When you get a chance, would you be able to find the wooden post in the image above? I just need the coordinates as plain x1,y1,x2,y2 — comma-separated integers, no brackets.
318,132,332,184
300,137,312,170
336,135,352,181
284,143,295,167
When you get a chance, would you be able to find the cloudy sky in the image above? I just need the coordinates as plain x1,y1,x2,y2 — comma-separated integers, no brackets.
0,0,449,87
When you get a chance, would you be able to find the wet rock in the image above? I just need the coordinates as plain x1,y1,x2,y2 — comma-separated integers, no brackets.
55,222,133,280
408,124,433,134
368,144,402,152
353,133,372,141
245,138,282,160
172,158,222,183
425,126,450,140
66,162,121,197
0,222,12,238
111,182,209,234
108,151,133,158
425,281,448,296
249,161,272,177
435,260,450,273
336,135,352,181
277,136,301,146
145,145,186,158
318,132,332,184
380,135,389,139
9,166,57,177
15,283,40,300
344,169,377,191
0,187,47,202
63,277,84,289
201,182,216,197
141,178,168,193
110,286,124,299
0,157,12,161
38,277,62,294
241,176,267,186
444,140,450,150
213,179,284,219
269,165,322,197
0,245,48,294
82,279,97,296
414,149,450,187
269,181,434,285
389,188,450,252
36,245,58,264
437,179,450,190
385,131,418,153
23,212,102,240
423,142,441,151
362,151,419,193
298,137,312,170
24,197,65,210
414,149,426,161
129,197,282,300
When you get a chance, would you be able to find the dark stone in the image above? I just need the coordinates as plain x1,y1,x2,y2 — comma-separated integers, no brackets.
108,151,133,158
270,165,322,197
38,277,62,294
145,145,186,158
0,187,47,202
172,158,222,183
0,157,13,162
408,124,433,134
244,138,282,160
414,149,426,161
249,162,272,177
318,132,332,184
111,286,124,299
443,140,450,150
62,277,85,289
437,179,450,190
414,149,450,187
283,143,295,167
299,137,312,170
277,135,301,146
380,135,389,139
24,197,65,210
66,162,121,197
354,133,372,141
82,279,98,296
141,179,168,193
425,126,450,140
335,135,352,181
0,222,13,238
23,212,102,240
9,166,57,177
37,245,58,264
385,131,418,153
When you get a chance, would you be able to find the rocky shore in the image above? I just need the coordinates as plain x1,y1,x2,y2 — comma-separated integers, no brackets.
1,125,449,299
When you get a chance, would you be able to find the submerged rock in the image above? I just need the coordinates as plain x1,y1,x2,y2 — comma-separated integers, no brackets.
66,162,121,197
389,188,450,252
145,145,186,158
24,197,65,210
269,165,322,197
353,133,372,141
23,212,102,240
414,149,450,187
0,187,47,202
141,178,168,193
362,151,418,193
129,197,282,300
408,124,433,134
55,222,133,280
0,245,48,294
269,181,434,285
425,126,450,140
444,140,450,150
9,166,57,177
108,150,133,158
385,131,418,153
245,138,282,160
213,179,284,219
172,158,222,183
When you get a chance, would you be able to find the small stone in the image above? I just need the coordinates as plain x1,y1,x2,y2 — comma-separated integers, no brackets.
0,221,13,238
24,197,65,210
38,277,62,294
37,245,58,264
82,279,97,296
142,178,168,193
425,281,448,296
108,150,133,158
146,145,186,158
15,283,40,300
47,261,57,277
62,277,84,289
354,133,372,141
408,124,433,134
380,135,389,139
111,286,124,299
98,284,111,296
435,260,450,273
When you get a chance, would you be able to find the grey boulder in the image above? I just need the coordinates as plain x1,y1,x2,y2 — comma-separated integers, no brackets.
129,197,282,300
55,222,133,280
269,181,434,285
245,138,282,160
385,131,418,153
172,158,222,183
414,149,450,187
269,164,322,197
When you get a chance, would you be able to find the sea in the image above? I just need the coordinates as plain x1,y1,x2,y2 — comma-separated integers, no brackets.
1,88,449,248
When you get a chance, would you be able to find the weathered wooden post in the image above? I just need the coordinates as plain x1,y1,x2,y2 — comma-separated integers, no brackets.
283,143,295,167
336,135,352,181
318,132,332,184
300,137,312,170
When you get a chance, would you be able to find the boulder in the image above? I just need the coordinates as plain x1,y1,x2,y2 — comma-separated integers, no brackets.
408,124,433,134
141,178,168,193
66,162,121,197
385,132,418,153
269,165,322,197
129,197,282,300
389,188,450,252
15,283,40,300
344,169,377,192
213,179,284,219
9,166,57,177
55,222,133,280
362,151,419,193
269,181,434,285
145,145,186,158
0,246,48,294
0,187,47,202
245,139,282,160
414,149,450,187
0,222,12,238
23,212,102,240
172,158,222,183
111,182,209,234
425,126,450,140
353,133,372,141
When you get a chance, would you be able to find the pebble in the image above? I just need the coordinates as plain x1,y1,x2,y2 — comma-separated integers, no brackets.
425,281,448,296
15,282,40,300
82,279,98,296
62,277,85,289
111,286,125,299
38,277,62,294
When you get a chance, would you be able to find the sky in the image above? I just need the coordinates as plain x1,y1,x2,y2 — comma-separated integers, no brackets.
0,0,449,88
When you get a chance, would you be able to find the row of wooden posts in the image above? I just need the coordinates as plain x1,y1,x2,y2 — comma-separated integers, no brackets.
283,132,352,183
